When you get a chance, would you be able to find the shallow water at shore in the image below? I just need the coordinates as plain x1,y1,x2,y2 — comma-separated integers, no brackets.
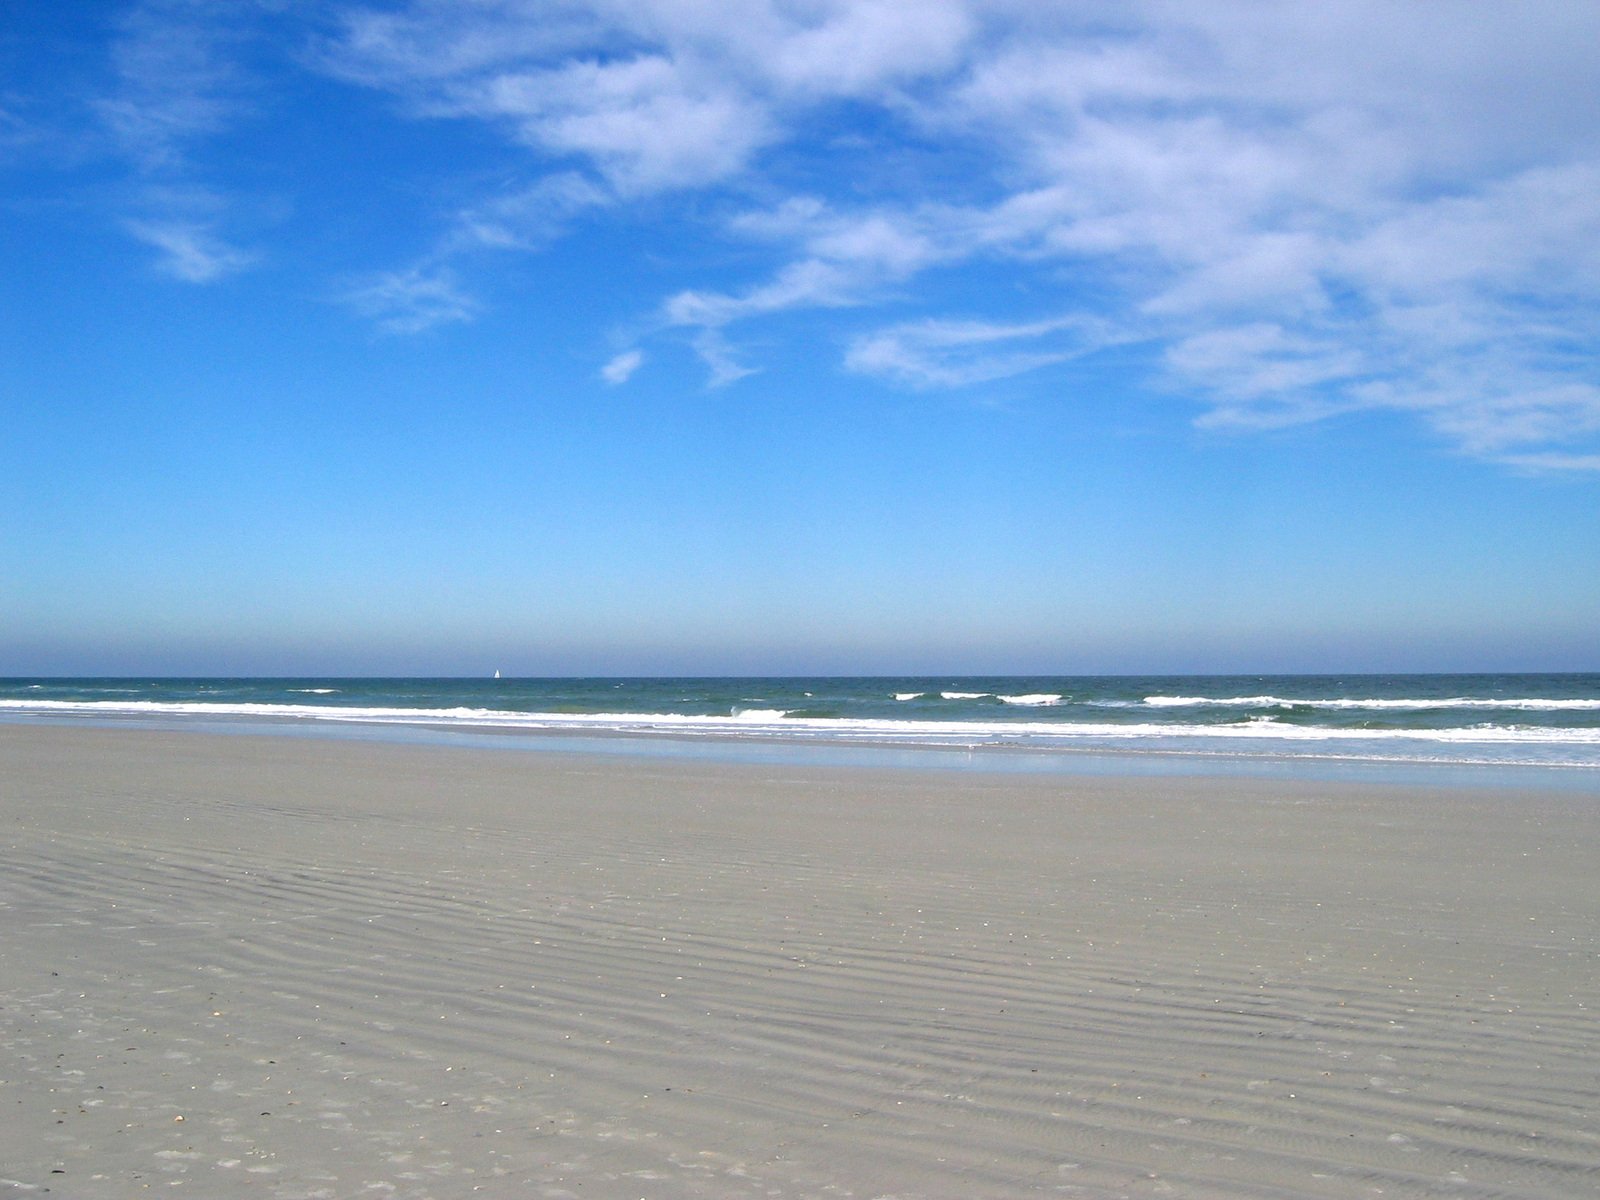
5,673,1600,787
5,707,1599,794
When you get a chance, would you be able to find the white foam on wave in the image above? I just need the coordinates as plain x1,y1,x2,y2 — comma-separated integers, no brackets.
289,688,339,694
894,692,925,701
1,696,1593,741
5,699,1599,770
998,694,1063,707
1144,694,1600,711
941,691,990,700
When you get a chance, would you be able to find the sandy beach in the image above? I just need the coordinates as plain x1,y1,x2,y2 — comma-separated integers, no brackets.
2,725,1596,1198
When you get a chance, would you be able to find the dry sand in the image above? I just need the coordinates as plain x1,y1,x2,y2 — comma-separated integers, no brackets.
1,724,1597,1198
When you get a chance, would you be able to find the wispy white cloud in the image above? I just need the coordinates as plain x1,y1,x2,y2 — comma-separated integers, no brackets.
905,6,1600,463
664,258,863,329
690,330,758,388
339,265,480,334
325,171,610,330
465,56,774,196
96,0,247,171
123,216,255,282
1497,451,1600,474
657,202,948,377
49,1,1600,463
324,1,600,85
320,4,781,196
1169,324,1368,417
94,0,269,281
600,348,644,385
311,0,980,340
1392,377,1600,460
847,314,1121,389
445,171,610,253
753,0,974,96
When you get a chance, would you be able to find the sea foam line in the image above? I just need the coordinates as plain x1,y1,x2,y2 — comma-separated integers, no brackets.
893,691,1067,705
5,698,1600,748
1143,694,1600,711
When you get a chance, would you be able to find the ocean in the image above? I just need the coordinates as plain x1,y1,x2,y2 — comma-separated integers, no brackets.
3,674,1599,780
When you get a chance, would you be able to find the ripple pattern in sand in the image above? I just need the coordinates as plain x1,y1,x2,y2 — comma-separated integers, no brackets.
2,729,1598,1198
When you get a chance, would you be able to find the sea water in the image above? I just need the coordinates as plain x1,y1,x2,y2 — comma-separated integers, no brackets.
3,675,1599,781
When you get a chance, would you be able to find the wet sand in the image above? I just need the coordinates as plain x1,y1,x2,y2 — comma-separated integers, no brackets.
2,724,1597,1198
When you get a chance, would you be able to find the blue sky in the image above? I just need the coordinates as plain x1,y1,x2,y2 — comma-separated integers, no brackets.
3,0,1598,676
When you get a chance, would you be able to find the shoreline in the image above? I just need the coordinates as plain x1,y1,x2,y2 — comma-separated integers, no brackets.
4,709,1598,793
3,724,1598,1197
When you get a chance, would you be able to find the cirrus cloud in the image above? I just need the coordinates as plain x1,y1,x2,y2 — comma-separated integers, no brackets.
33,0,1600,468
